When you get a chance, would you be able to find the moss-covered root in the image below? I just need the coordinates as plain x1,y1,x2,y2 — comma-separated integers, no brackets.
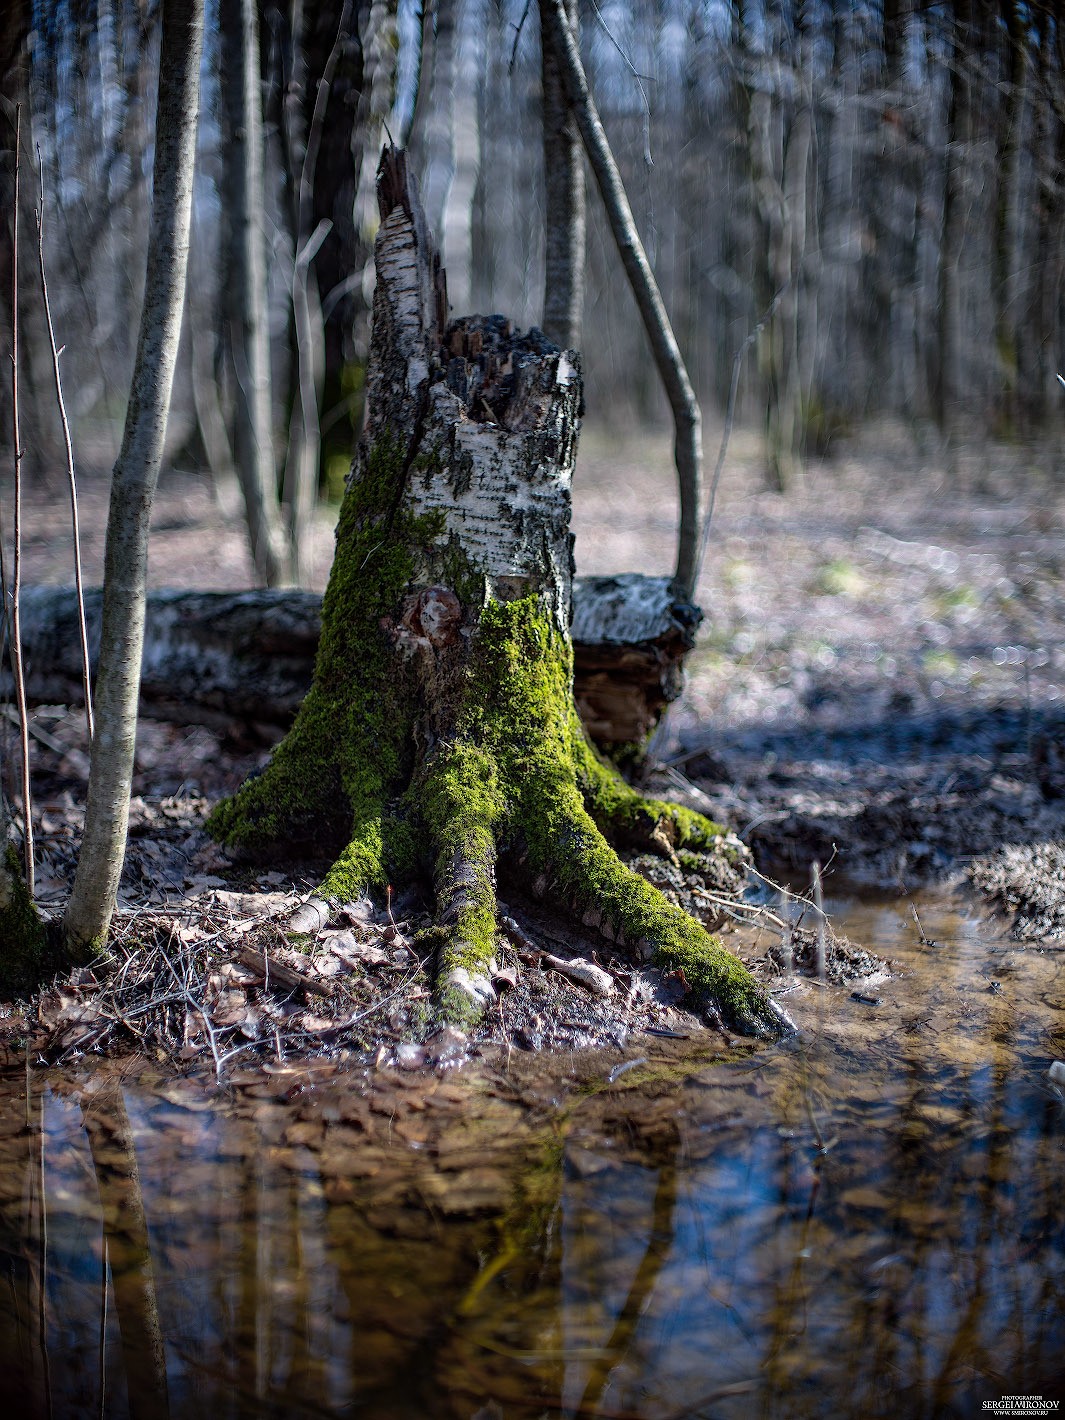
573,726,746,866
468,596,788,1039
423,742,505,1022
0,844,50,996
520,774,789,1037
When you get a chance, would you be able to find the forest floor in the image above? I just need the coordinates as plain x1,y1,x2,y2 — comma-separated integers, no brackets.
6,417,1065,1069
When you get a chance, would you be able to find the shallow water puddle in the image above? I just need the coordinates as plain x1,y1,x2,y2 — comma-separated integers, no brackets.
0,890,1062,1418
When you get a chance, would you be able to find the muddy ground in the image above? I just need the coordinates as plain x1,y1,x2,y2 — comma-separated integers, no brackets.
5,417,1065,1066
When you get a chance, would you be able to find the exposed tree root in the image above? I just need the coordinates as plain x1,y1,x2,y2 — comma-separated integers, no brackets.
210,595,788,1038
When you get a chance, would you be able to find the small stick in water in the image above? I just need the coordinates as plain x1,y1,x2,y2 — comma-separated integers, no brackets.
909,901,938,947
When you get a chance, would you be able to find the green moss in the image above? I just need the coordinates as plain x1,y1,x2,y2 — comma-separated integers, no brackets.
572,729,738,857
0,844,50,996
456,596,778,1035
423,742,504,981
208,430,441,897
210,452,779,1034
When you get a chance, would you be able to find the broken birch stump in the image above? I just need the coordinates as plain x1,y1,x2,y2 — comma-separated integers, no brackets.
202,145,783,1036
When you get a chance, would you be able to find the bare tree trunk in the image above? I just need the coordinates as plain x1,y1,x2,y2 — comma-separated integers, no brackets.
539,0,584,350
0,786,47,993
280,0,327,586
995,0,1029,429
299,0,362,475
64,0,205,955
220,0,288,587
351,0,400,360
209,147,785,1039
747,30,813,492
936,3,972,438
541,0,702,600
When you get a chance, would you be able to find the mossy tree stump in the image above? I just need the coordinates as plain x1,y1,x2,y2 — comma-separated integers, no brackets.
209,148,786,1037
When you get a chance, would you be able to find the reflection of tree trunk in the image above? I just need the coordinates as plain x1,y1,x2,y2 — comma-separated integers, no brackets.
437,1136,567,1415
80,1078,170,1420
0,1076,52,1417
235,1148,261,1415
577,1161,678,1414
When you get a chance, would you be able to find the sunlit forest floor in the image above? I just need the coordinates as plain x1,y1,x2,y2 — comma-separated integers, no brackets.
14,416,1065,943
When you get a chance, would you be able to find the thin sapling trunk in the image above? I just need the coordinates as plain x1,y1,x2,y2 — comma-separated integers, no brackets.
64,0,205,954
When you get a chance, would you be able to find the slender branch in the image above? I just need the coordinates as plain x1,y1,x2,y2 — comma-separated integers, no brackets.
543,0,702,599
587,0,653,168
509,0,531,75
8,102,33,892
35,143,94,740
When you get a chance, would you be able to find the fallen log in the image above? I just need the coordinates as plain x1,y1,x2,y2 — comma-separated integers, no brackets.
13,576,700,747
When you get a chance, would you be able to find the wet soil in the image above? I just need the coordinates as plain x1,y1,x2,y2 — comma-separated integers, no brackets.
0,888,1061,1418
5,419,1065,1066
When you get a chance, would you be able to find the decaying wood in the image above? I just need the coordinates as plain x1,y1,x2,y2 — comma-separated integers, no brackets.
14,576,697,746
570,574,702,746
15,585,322,730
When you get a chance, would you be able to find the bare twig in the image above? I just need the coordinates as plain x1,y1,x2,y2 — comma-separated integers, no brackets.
35,143,94,740
690,885,788,931
587,0,654,168
8,104,34,892
508,0,532,74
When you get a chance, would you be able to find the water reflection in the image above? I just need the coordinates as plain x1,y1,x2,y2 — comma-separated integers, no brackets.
0,892,1062,1418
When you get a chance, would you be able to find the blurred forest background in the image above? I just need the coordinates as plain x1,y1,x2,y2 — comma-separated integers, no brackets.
1,0,1064,587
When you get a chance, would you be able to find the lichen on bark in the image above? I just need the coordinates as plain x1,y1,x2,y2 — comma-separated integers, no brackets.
209,146,788,1039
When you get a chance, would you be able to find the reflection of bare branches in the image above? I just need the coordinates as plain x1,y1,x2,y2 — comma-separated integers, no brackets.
79,1077,170,1420
577,1161,678,1415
